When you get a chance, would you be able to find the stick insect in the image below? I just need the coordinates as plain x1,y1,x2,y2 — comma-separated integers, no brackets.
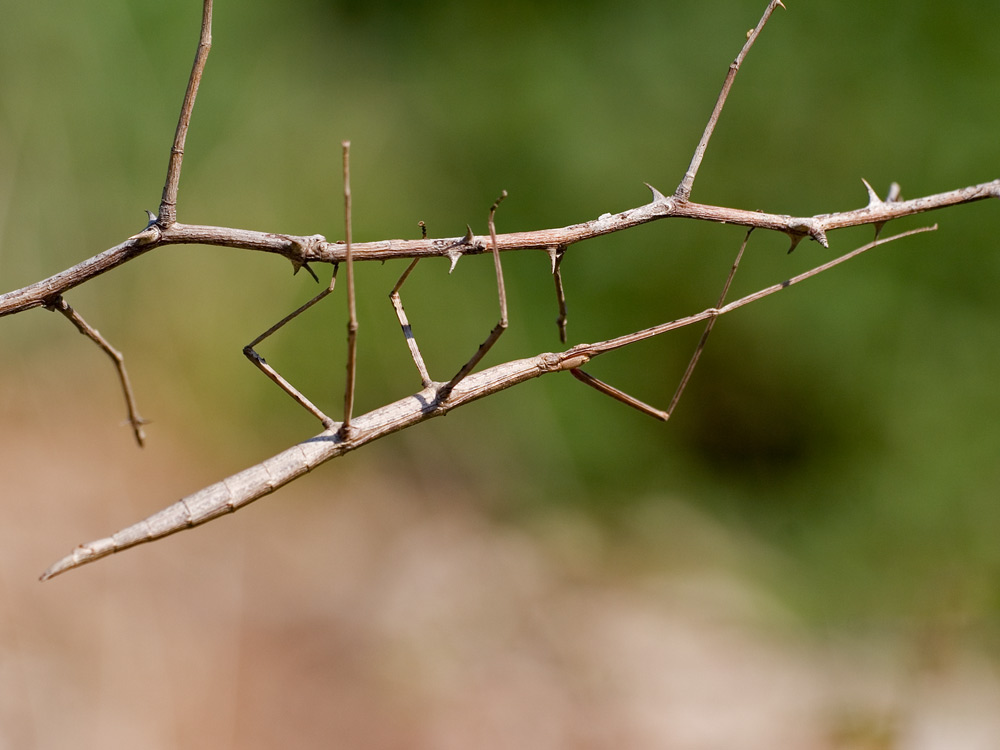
39,209,936,581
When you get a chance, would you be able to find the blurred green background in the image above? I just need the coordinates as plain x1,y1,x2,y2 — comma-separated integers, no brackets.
2,0,999,639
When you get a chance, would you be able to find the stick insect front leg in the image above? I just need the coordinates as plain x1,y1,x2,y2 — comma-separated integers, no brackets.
242,142,359,433
570,228,752,421
243,267,339,429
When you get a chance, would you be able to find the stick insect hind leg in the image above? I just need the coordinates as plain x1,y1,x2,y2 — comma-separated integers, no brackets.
570,228,752,420
242,142,358,433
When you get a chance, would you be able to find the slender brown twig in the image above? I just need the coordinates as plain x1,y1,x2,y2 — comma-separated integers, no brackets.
44,296,148,446
158,0,213,226
675,0,785,200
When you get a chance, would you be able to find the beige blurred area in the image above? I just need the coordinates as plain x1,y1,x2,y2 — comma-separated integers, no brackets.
1,365,999,749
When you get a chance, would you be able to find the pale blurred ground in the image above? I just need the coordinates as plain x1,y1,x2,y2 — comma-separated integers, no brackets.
2,367,1000,750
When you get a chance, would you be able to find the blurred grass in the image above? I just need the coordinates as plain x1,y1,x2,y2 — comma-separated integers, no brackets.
2,0,999,633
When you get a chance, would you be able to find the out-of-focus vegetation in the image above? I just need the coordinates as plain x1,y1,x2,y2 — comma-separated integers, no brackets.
2,0,999,633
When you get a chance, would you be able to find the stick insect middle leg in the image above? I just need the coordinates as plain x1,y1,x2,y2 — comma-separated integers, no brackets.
388,222,433,389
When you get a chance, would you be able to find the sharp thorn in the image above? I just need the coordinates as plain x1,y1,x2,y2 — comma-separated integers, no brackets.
787,234,804,254
291,259,320,283
128,210,163,242
644,182,668,203
442,225,475,273
886,182,901,204
861,178,883,209
546,246,558,274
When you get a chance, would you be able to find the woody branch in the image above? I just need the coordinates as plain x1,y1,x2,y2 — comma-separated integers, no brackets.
1,179,997,319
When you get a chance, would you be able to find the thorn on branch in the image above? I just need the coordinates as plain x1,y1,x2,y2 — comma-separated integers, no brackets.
644,182,669,204
291,260,320,283
786,219,829,253
444,224,475,273
127,210,163,245
862,178,883,209
283,234,327,281
863,179,903,239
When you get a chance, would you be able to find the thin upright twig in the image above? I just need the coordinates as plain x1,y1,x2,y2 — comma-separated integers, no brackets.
674,0,785,200
158,0,213,226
